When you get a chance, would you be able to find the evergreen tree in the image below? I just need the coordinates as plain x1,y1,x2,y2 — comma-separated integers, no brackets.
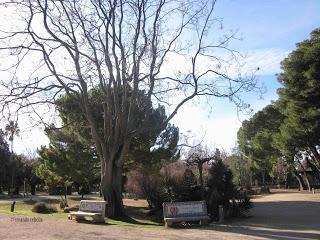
0,129,10,193
238,103,284,185
37,89,179,198
207,159,235,220
277,28,320,167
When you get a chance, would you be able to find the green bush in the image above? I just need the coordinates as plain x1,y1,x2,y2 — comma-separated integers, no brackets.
59,196,69,210
59,200,69,210
126,163,202,216
63,206,79,213
32,202,57,214
233,196,253,217
78,183,91,196
206,159,236,220
206,159,253,220
127,160,253,222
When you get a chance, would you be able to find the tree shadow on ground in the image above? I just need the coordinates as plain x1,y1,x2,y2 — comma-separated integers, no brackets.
23,199,60,204
201,200,320,240
69,196,97,201
242,201,320,231
269,190,308,194
72,206,162,227
73,216,161,227
250,195,264,199
204,224,320,240
69,219,108,226
112,205,163,226
110,215,162,227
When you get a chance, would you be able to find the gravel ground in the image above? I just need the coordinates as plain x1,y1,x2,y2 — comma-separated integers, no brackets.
0,190,320,240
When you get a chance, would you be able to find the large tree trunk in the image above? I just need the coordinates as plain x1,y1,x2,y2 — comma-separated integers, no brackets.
84,102,126,218
100,145,128,218
307,148,320,174
101,165,125,218
13,186,19,195
197,164,205,199
297,160,312,191
0,167,4,193
89,140,126,217
30,184,36,195
285,172,290,189
112,166,125,216
303,172,311,192
64,184,68,201
250,172,253,187
262,170,266,186
0,176,2,193
310,147,320,164
293,171,307,190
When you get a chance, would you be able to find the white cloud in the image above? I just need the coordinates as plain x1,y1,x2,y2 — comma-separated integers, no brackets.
14,127,49,155
164,48,288,152
171,102,241,152
8,47,287,155
243,48,290,75
160,47,289,82
0,103,56,155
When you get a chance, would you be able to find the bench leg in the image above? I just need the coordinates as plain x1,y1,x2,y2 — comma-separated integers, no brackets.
93,215,105,223
200,219,209,225
165,221,173,228
75,216,85,221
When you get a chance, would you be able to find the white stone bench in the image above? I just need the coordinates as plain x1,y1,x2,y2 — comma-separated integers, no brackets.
163,201,210,228
69,200,107,223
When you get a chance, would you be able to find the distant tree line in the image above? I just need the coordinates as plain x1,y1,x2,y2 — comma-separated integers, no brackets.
0,128,39,195
236,28,320,190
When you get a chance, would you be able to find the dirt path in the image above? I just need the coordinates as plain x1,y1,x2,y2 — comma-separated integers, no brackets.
0,191,319,240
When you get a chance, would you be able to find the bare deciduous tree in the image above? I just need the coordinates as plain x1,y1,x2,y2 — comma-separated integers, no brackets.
186,145,220,197
0,0,258,216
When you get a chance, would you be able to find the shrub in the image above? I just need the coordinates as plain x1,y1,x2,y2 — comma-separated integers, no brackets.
206,159,236,220
63,206,79,213
233,196,253,217
59,197,69,210
78,183,91,196
32,202,57,214
126,159,253,222
164,168,202,202
126,162,202,212
126,170,171,210
47,185,72,195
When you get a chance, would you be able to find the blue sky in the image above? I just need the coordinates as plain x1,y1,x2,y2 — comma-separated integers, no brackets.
217,0,320,105
217,0,320,50
172,0,320,152
8,0,320,154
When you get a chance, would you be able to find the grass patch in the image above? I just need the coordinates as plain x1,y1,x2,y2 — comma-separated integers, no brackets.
109,206,163,228
0,198,164,228
0,201,67,218
108,218,162,228
0,192,13,199
32,202,57,213
0,197,82,218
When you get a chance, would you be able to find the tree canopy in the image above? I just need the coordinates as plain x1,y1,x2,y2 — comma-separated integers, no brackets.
277,28,320,163
237,28,320,188
37,88,179,196
0,0,258,216
0,129,11,192
238,103,284,184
